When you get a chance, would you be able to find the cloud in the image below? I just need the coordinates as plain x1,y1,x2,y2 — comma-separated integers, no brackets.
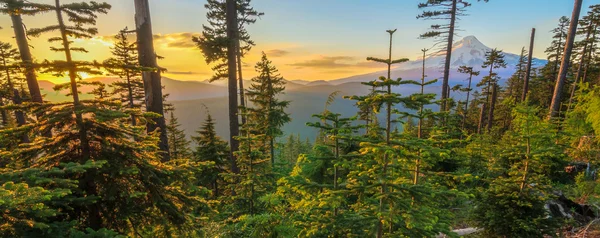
265,49,290,57
167,71,198,75
95,32,201,49
288,56,382,69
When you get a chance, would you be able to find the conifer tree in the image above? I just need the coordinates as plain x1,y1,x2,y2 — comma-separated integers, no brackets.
192,112,229,197
457,65,480,130
474,103,563,237
246,52,291,166
479,48,507,132
0,41,28,143
104,28,144,126
167,110,192,161
0,0,45,105
22,2,200,234
506,48,526,102
417,0,471,111
545,16,570,78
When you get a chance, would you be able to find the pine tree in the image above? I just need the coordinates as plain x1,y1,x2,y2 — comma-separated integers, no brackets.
417,0,471,111
474,103,563,237
167,109,192,160
457,65,480,131
192,113,229,197
246,52,291,166
478,48,507,132
545,16,570,78
506,48,527,102
104,28,144,126
0,0,45,105
22,2,200,234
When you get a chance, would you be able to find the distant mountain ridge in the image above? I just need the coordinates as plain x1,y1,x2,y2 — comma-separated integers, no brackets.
329,35,547,86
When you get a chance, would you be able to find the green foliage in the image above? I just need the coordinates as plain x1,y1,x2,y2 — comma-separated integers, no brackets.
167,109,192,160
192,113,230,197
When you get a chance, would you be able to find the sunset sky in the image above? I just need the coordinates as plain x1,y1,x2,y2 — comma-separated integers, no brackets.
0,0,592,83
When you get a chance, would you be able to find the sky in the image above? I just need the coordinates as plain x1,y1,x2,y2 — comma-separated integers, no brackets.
0,0,593,83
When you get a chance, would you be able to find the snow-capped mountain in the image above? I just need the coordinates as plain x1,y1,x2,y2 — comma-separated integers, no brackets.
330,35,547,85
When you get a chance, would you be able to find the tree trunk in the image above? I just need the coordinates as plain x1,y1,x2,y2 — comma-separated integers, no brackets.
522,28,535,101
55,0,97,229
441,0,457,112
10,14,43,104
487,84,497,132
237,43,246,126
126,72,137,126
462,73,473,131
477,103,486,134
134,0,170,161
226,0,240,174
549,0,583,119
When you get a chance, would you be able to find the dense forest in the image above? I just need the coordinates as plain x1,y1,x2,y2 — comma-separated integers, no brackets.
1,0,600,237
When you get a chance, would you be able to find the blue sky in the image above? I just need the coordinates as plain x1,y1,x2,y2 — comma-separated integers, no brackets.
0,0,592,82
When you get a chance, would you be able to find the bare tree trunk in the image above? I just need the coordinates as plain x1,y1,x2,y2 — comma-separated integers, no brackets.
549,0,583,119
487,84,497,132
10,14,43,104
478,103,486,134
237,43,246,126
226,0,240,174
522,28,535,101
462,73,473,130
134,0,170,161
441,0,457,112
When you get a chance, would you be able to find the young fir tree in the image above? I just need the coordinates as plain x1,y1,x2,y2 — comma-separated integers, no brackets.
0,41,28,143
474,103,564,237
166,109,192,161
0,0,45,105
19,1,199,235
245,52,291,166
103,28,144,126
478,48,507,132
192,112,229,197
279,109,363,236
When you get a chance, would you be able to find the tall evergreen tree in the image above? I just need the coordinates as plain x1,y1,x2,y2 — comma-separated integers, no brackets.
417,0,471,111
104,28,144,126
167,110,192,161
479,48,507,132
545,16,570,78
457,65,480,130
192,113,229,197
246,52,291,166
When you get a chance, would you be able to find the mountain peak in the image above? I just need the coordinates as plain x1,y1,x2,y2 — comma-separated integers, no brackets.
453,35,488,50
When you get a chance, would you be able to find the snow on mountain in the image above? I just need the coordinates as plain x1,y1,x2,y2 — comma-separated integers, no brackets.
330,35,548,85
